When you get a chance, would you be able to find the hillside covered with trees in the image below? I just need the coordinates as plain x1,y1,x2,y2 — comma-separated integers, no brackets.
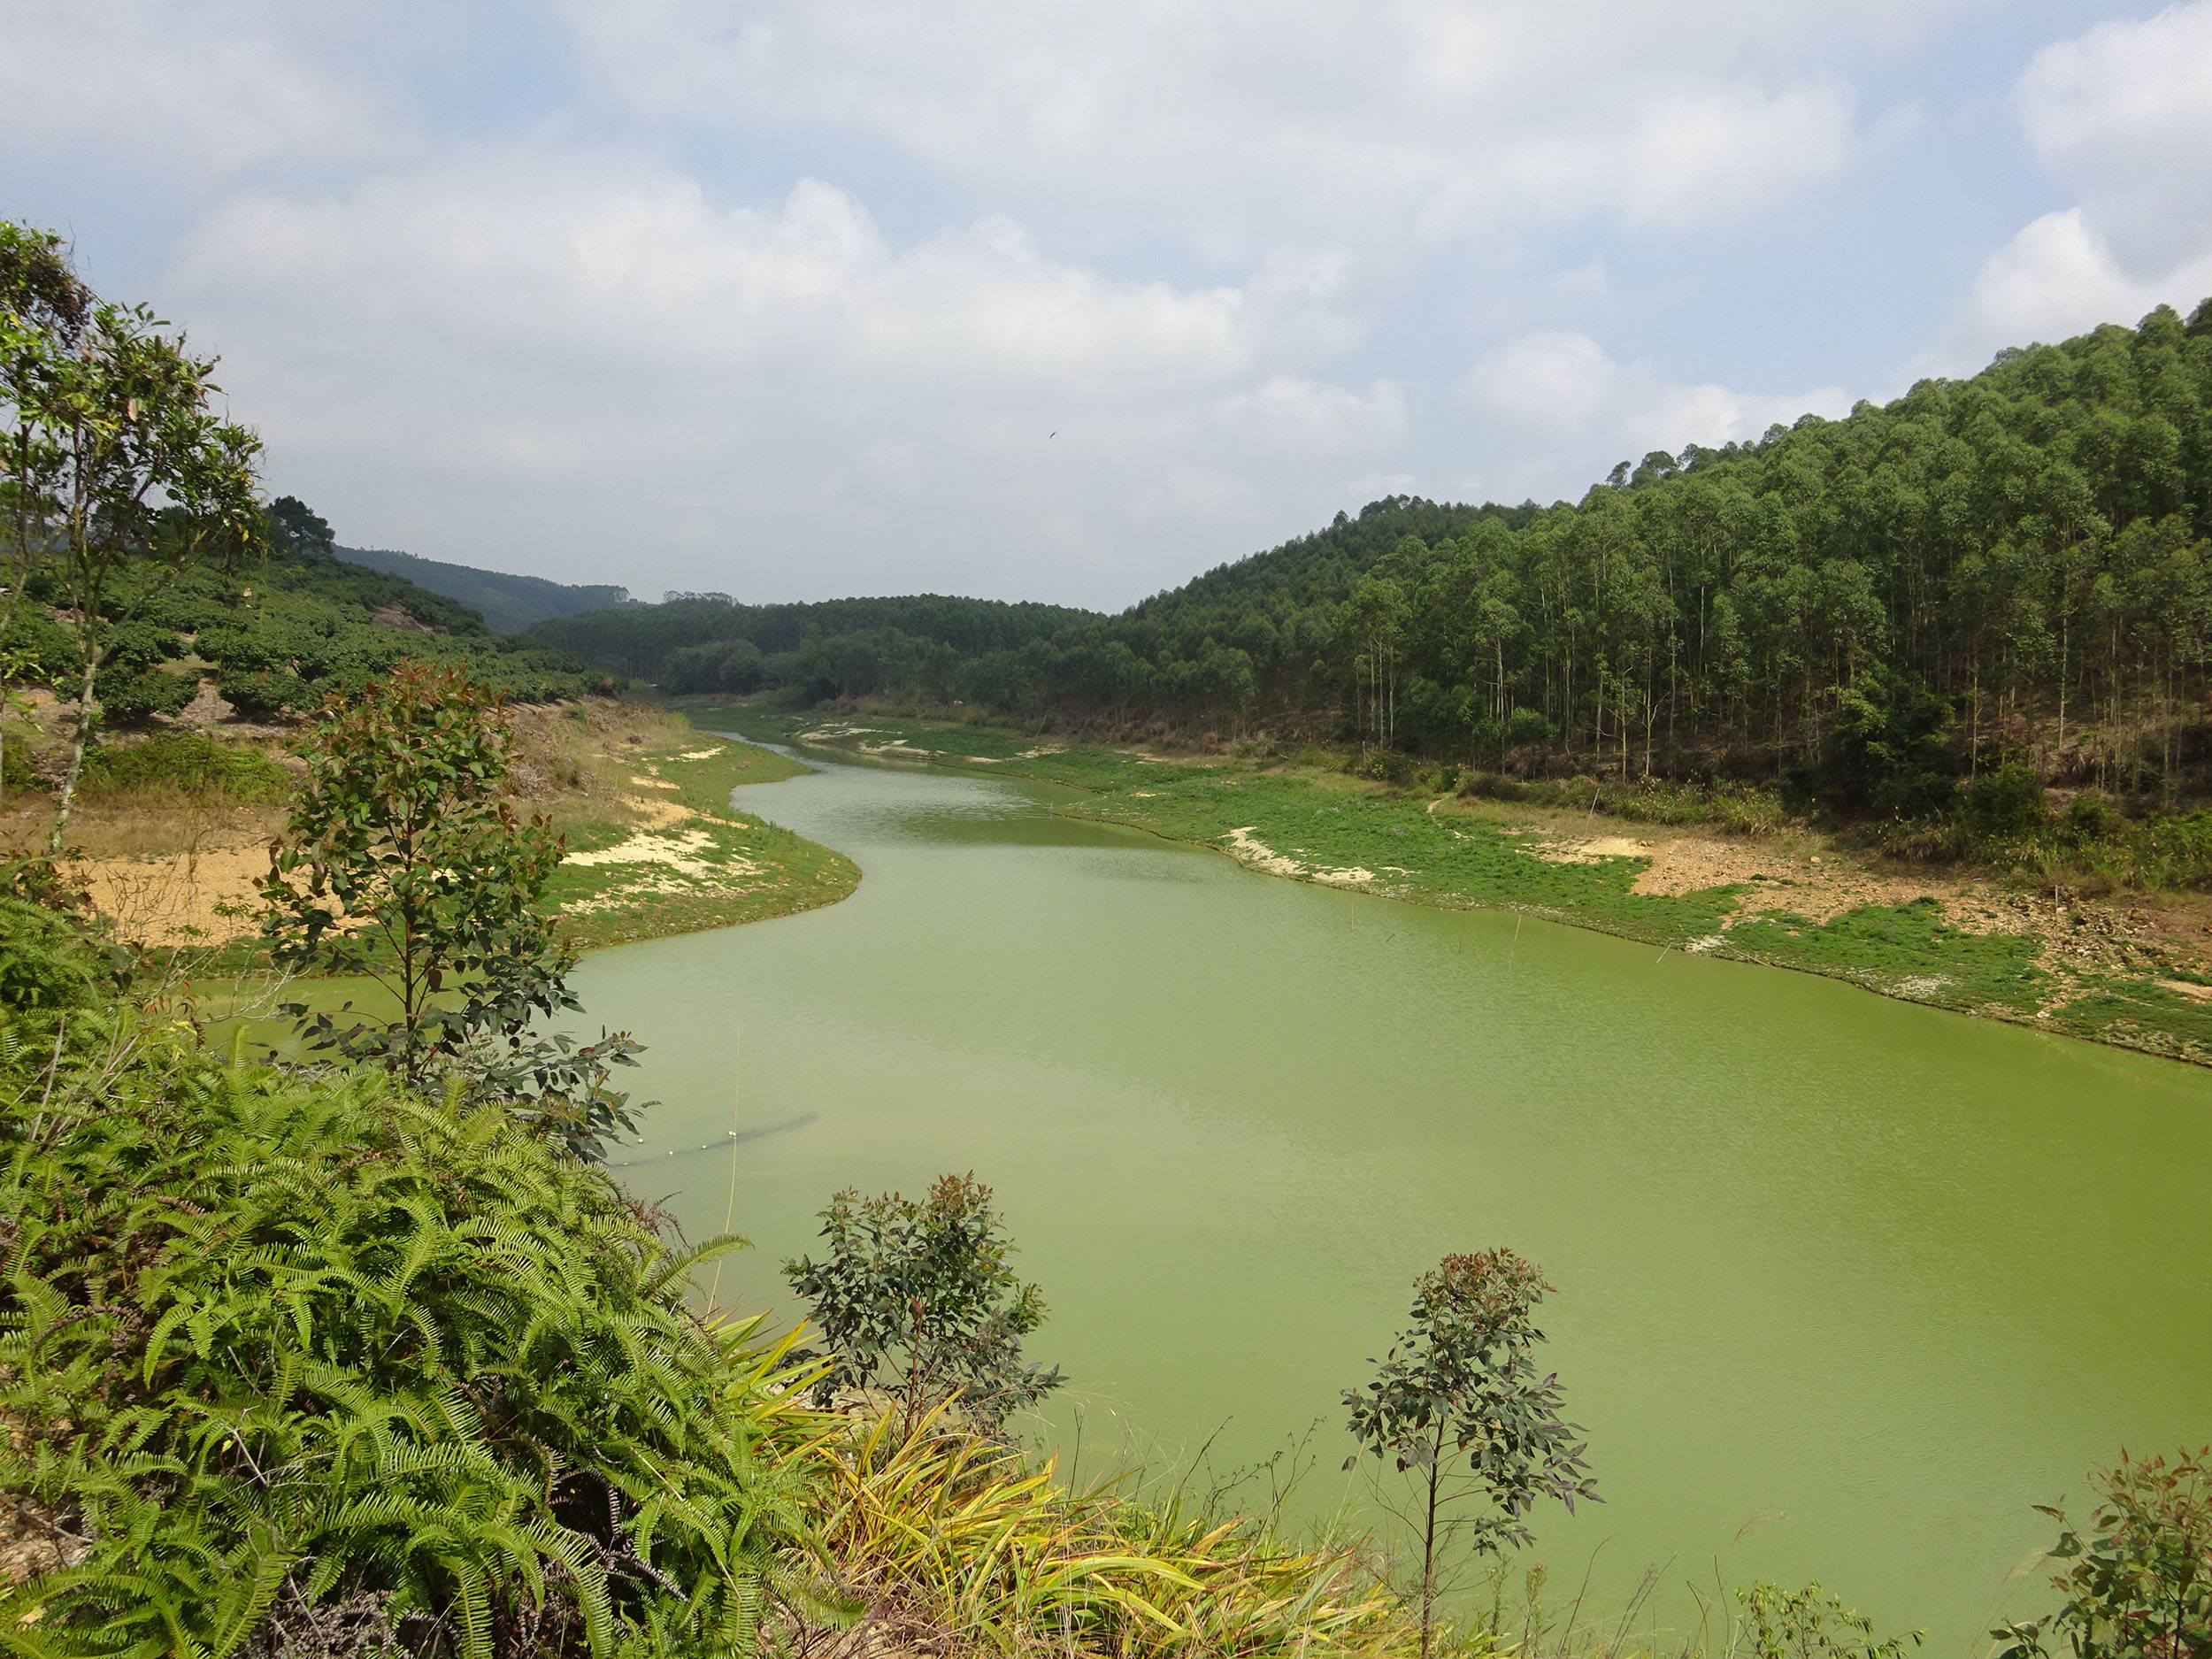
335,541,637,634
532,593,1100,701
549,301,2212,822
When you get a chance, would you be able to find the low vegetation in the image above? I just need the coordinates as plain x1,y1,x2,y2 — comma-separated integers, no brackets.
0,669,2200,1658
0,892,1430,1659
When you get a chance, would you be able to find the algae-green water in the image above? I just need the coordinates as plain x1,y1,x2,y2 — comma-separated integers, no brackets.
571,750,2212,1651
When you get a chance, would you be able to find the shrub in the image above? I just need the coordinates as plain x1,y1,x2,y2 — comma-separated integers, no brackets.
79,731,294,803
784,1173,1063,1435
2059,792,2127,848
1993,1448,2212,1659
0,896,108,1010
1503,707,1556,749
2127,811,2212,890
93,665,197,725
1458,770,1530,803
1740,1582,1922,1659
0,1034,846,1658
1961,764,2047,841
218,664,314,720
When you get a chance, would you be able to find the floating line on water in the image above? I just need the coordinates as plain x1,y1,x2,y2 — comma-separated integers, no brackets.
605,1111,818,1169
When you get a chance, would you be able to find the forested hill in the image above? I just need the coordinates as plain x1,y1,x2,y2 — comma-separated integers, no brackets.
530,594,1100,697
334,544,634,634
541,298,2212,806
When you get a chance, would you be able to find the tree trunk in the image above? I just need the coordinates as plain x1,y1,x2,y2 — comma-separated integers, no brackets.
44,657,98,857
1420,1417,1446,1659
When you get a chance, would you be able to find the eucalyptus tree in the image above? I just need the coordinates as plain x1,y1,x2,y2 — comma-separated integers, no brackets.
0,222,262,855
1344,1249,1597,1659
784,1172,1063,1435
0,224,93,808
259,662,643,1157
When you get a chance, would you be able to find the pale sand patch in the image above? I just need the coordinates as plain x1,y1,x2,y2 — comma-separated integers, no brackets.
564,863,764,914
561,824,764,915
1528,834,1649,864
1222,826,1374,887
564,826,722,878
675,747,726,760
1017,746,1064,759
2160,979,2212,1002
1624,834,2017,931
619,793,698,828
81,842,267,946
628,775,680,789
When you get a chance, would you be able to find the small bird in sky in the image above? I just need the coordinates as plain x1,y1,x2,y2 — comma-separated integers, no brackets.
1048,431,1056,439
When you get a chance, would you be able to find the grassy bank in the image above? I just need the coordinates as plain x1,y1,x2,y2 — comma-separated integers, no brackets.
528,704,857,949
3,699,856,958
684,701,2212,1067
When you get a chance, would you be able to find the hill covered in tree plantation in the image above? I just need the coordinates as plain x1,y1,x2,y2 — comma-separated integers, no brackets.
546,300,2212,825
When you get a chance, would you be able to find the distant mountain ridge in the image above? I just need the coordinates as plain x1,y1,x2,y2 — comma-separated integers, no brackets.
334,545,635,634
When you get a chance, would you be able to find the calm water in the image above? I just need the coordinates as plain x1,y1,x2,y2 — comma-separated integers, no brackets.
570,749,2212,1652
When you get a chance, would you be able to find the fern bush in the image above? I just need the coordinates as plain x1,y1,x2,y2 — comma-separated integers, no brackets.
0,1025,846,1658
0,898,111,1011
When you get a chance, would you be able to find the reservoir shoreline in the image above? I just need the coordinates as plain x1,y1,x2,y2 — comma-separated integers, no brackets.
683,702,2212,1070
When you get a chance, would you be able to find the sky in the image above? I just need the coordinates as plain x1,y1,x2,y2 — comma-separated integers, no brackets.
7,1,2212,611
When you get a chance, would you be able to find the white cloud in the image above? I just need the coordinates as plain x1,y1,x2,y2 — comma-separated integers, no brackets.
0,0,398,180
1955,211,2212,355
1463,331,1849,499
1210,378,1407,455
2017,0,2212,271
173,150,1406,605
1926,3,2212,373
559,0,1949,254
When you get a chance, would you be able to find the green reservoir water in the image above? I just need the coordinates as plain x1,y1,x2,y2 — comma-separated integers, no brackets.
571,749,2212,1652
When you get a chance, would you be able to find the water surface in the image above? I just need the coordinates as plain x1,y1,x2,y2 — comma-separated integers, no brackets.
572,750,2212,1651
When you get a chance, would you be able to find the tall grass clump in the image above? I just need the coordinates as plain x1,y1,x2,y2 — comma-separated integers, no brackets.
800,1408,1417,1658
77,730,294,804
1456,772,1786,836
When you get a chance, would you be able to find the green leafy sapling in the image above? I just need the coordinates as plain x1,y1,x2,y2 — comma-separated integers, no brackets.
1738,1582,1923,1659
257,661,642,1157
1993,1447,2212,1659
784,1172,1064,1435
1344,1248,1598,1659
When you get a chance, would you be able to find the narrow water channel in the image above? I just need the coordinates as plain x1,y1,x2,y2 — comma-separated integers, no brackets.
568,748,2212,1653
